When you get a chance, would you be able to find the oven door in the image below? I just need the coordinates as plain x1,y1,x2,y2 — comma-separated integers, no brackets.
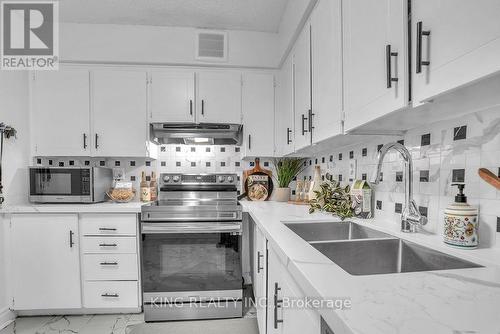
29,167,92,202
141,222,243,300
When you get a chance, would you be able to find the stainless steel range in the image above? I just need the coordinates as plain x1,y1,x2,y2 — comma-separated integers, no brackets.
140,173,243,322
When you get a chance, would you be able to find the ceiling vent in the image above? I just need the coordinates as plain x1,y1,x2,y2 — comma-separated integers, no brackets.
196,30,228,62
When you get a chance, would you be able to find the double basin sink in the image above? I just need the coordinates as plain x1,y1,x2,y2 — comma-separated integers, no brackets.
285,222,482,275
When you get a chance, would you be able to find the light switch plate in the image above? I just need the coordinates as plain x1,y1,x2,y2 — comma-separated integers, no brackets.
348,159,357,180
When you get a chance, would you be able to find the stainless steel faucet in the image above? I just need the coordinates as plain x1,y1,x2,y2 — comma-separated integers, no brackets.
371,142,427,233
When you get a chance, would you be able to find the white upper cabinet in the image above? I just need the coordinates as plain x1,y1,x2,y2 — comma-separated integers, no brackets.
412,0,500,104
150,70,195,123
92,70,148,157
32,69,91,156
293,24,312,151
197,71,242,124
275,54,295,156
343,0,408,132
310,0,343,143
242,72,275,157
11,214,81,310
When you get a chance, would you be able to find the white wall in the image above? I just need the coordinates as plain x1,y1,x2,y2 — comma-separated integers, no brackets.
60,23,281,68
0,71,30,327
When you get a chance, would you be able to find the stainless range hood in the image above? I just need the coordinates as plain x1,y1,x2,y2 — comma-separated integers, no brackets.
150,123,243,145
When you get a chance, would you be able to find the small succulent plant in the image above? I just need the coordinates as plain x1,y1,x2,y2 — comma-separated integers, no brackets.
308,180,353,220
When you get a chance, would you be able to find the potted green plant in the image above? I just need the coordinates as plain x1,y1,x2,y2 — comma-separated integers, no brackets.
271,158,306,202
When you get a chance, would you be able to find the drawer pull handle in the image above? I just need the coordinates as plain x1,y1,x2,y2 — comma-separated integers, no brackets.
99,243,117,247
101,293,119,298
100,261,118,266
274,282,284,328
99,227,117,231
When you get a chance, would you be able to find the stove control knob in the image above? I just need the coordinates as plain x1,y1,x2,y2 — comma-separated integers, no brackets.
163,175,170,183
227,176,234,183
218,175,226,183
172,175,180,183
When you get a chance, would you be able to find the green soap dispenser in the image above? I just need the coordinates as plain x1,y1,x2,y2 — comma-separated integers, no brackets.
443,183,479,248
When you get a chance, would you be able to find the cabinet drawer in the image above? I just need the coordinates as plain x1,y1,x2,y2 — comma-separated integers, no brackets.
83,254,138,280
82,237,137,254
84,281,139,308
81,214,137,236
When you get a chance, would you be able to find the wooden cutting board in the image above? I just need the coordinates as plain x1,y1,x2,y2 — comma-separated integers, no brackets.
241,158,273,201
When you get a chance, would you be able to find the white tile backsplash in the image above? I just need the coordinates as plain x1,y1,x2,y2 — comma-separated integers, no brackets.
298,106,500,248
33,107,500,248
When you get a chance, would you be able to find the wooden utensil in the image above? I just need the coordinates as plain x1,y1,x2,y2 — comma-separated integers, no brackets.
478,168,500,190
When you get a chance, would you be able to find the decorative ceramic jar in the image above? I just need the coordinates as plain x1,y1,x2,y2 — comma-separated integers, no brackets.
443,184,479,249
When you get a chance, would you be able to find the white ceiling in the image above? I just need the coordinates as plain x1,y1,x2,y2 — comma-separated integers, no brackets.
59,0,289,33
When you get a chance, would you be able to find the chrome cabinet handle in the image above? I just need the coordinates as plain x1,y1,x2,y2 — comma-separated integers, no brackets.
301,114,308,135
286,128,292,144
274,282,283,329
69,230,75,248
386,45,399,88
416,21,431,73
248,134,251,150
189,99,193,116
101,293,119,298
201,99,205,115
308,109,314,133
99,227,117,231
99,261,118,266
95,133,99,149
257,251,264,273
99,243,117,247
83,133,87,149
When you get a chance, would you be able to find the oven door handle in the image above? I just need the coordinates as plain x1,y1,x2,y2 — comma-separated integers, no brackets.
141,222,242,234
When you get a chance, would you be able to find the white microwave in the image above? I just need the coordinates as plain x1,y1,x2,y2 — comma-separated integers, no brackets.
29,166,113,203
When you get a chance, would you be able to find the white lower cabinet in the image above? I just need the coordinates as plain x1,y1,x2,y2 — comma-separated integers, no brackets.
10,214,82,310
81,213,140,309
252,222,268,334
83,281,139,309
82,236,137,254
267,245,320,334
250,216,321,334
8,213,140,312
80,213,137,236
83,254,139,281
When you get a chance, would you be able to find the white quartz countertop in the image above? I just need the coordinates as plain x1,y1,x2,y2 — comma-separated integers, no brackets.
240,201,500,334
0,201,145,213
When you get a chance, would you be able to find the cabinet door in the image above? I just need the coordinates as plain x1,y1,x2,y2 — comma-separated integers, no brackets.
32,69,90,156
311,0,343,143
275,54,295,156
293,24,312,151
197,71,242,124
343,0,408,132
10,214,81,310
242,73,275,157
280,270,320,334
412,0,500,104
253,224,268,334
150,70,195,122
267,246,320,334
92,70,148,157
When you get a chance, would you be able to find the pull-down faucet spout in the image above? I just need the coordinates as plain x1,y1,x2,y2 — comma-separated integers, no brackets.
371,142,427,233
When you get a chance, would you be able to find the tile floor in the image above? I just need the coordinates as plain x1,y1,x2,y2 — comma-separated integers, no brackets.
0,287,257,334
